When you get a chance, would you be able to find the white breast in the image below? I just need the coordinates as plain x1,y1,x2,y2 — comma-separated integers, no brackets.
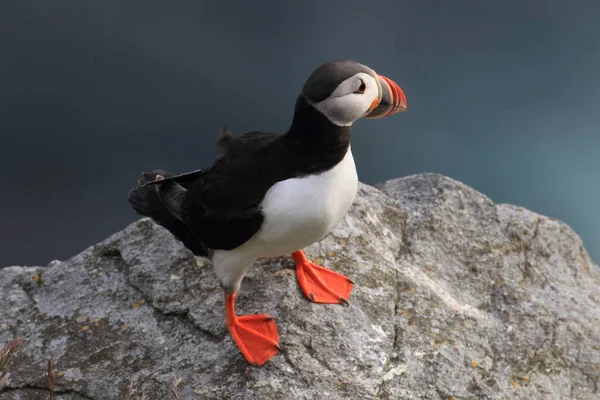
253,147,358,257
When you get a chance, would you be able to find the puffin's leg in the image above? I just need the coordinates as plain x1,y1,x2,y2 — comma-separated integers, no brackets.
224,291,280,366
292,250,353,304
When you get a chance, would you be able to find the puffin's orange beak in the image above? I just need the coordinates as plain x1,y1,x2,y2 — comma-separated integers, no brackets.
365,74,407,119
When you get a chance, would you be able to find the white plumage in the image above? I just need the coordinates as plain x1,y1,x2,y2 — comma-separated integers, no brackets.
211,147,358,291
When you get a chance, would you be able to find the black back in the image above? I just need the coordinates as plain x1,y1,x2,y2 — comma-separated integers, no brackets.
217,128,281,156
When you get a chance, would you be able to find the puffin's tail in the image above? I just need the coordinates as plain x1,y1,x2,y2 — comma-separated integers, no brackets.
128,170,208,256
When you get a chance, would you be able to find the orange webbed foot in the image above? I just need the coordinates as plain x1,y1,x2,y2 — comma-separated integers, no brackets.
225,293,280,366
292,250,353,305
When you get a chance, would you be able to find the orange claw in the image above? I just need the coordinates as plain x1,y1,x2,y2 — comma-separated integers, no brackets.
292,250,353,304
225,292,280,366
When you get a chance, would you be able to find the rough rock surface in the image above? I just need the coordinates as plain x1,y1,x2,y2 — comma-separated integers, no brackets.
1,173,599,400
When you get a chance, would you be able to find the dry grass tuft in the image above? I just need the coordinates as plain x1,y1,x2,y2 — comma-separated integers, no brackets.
1,342,183,398
47,359,56,400
123,380,136,399
0,338,24,391
172,377,182,400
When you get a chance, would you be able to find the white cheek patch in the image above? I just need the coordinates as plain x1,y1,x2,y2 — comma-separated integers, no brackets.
313,98,356,126
311,73,380,127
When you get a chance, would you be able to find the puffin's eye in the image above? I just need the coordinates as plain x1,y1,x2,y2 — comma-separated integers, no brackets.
355,80,366,94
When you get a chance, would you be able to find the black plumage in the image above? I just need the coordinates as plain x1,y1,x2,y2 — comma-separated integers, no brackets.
128,95,351,255
128,170,208,256
216,126,281,156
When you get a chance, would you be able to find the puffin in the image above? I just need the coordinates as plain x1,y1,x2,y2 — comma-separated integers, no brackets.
128,60,407,366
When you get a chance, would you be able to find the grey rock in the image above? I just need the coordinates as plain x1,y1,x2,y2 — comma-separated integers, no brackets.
1,173,599,399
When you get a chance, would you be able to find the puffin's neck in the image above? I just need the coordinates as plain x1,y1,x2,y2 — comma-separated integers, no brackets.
281,96,352,175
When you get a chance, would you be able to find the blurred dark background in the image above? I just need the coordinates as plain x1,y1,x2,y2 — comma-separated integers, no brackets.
1,0,599,267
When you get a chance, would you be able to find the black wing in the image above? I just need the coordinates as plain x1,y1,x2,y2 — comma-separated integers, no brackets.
180,131,290,251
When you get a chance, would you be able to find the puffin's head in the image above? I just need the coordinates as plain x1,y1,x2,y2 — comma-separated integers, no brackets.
301,60,407,127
